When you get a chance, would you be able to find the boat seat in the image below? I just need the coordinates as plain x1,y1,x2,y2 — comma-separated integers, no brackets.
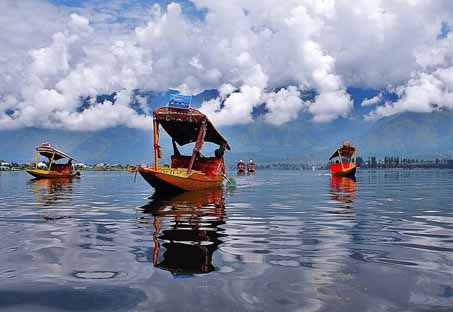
49,164,71,173
171,155,191,169
171,155,222,177
194,157,222,177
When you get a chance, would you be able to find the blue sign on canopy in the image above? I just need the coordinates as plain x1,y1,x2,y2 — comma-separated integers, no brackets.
168,94,192,109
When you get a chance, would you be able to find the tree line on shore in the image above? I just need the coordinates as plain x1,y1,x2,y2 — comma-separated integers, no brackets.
3,157,453,172
237,157,453,170
357,157,453,169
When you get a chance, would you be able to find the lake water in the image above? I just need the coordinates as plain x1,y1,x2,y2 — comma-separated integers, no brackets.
0,170,453,311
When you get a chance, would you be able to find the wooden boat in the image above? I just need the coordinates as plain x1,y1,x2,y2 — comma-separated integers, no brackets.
26,143,80,179
138,96,230,192
237,160,246,174
127,165,138,173
247,159,256,173
329,141,357,178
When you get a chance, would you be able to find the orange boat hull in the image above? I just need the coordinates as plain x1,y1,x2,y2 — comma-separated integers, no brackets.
26,169,79,179
139,167,223,192
330,163,356,178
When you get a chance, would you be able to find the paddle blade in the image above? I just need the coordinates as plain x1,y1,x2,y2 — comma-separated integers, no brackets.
225,176,236,188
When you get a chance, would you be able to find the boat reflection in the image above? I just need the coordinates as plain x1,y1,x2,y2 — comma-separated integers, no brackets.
329,176,357,211
29,178,74,207
140,188,226,276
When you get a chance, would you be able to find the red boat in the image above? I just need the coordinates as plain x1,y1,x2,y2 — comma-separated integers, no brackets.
26,143,80,179
237,160,246,174
247,159,256,174
138,100,230,192
329,141,357,178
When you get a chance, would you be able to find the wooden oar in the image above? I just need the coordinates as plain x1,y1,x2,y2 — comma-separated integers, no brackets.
134,167,138,182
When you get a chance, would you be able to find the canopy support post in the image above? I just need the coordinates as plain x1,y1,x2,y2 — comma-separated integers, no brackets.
338,149,345,171
48,152,55,173
153,119,160,171
187,121,206,175
34,151,39,169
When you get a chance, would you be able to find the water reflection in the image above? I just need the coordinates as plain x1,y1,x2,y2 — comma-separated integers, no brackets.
26,178,76,222
329,176,356,211
140,189,226,276
28,178,74,207
2,170,453,310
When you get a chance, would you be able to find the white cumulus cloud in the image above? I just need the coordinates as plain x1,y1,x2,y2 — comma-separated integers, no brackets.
361,92,383,107
1,0,453,129
263,86,306,126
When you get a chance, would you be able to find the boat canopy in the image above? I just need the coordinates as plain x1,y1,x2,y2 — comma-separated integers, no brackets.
154,107,231,150
329,142,356,160
36,144,75,161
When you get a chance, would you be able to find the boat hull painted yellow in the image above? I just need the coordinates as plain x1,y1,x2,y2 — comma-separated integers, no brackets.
139,166,223,192
26,169,79,179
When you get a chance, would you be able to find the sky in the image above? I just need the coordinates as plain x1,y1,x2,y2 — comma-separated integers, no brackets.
1,0,453,131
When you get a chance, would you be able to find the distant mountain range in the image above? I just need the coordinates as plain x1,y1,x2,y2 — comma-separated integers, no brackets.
1,89,453,164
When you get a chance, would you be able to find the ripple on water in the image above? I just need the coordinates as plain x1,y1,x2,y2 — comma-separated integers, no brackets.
1,170,453,310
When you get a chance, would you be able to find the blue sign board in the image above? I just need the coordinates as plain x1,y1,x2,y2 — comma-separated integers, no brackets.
168,94,192,109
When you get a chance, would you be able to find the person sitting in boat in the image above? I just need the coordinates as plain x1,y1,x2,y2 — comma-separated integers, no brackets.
214,145,225,158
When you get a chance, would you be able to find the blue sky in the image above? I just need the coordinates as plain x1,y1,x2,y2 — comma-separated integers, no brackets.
50,0,204,22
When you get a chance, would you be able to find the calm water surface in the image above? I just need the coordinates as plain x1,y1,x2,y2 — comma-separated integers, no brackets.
0,170,453,311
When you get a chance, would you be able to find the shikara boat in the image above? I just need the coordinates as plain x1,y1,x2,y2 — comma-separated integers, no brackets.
138,95,231,192
26,143,80,179
329,141,357,178
247,160,256,174
127,165,138,173
237,160,246,174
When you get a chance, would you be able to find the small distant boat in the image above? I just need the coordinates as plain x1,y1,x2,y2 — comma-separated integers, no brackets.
329,141,357,178
138,94,230,192
247,159,256,174
237,160,246,174
26,143,80,179
127,165,138,173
